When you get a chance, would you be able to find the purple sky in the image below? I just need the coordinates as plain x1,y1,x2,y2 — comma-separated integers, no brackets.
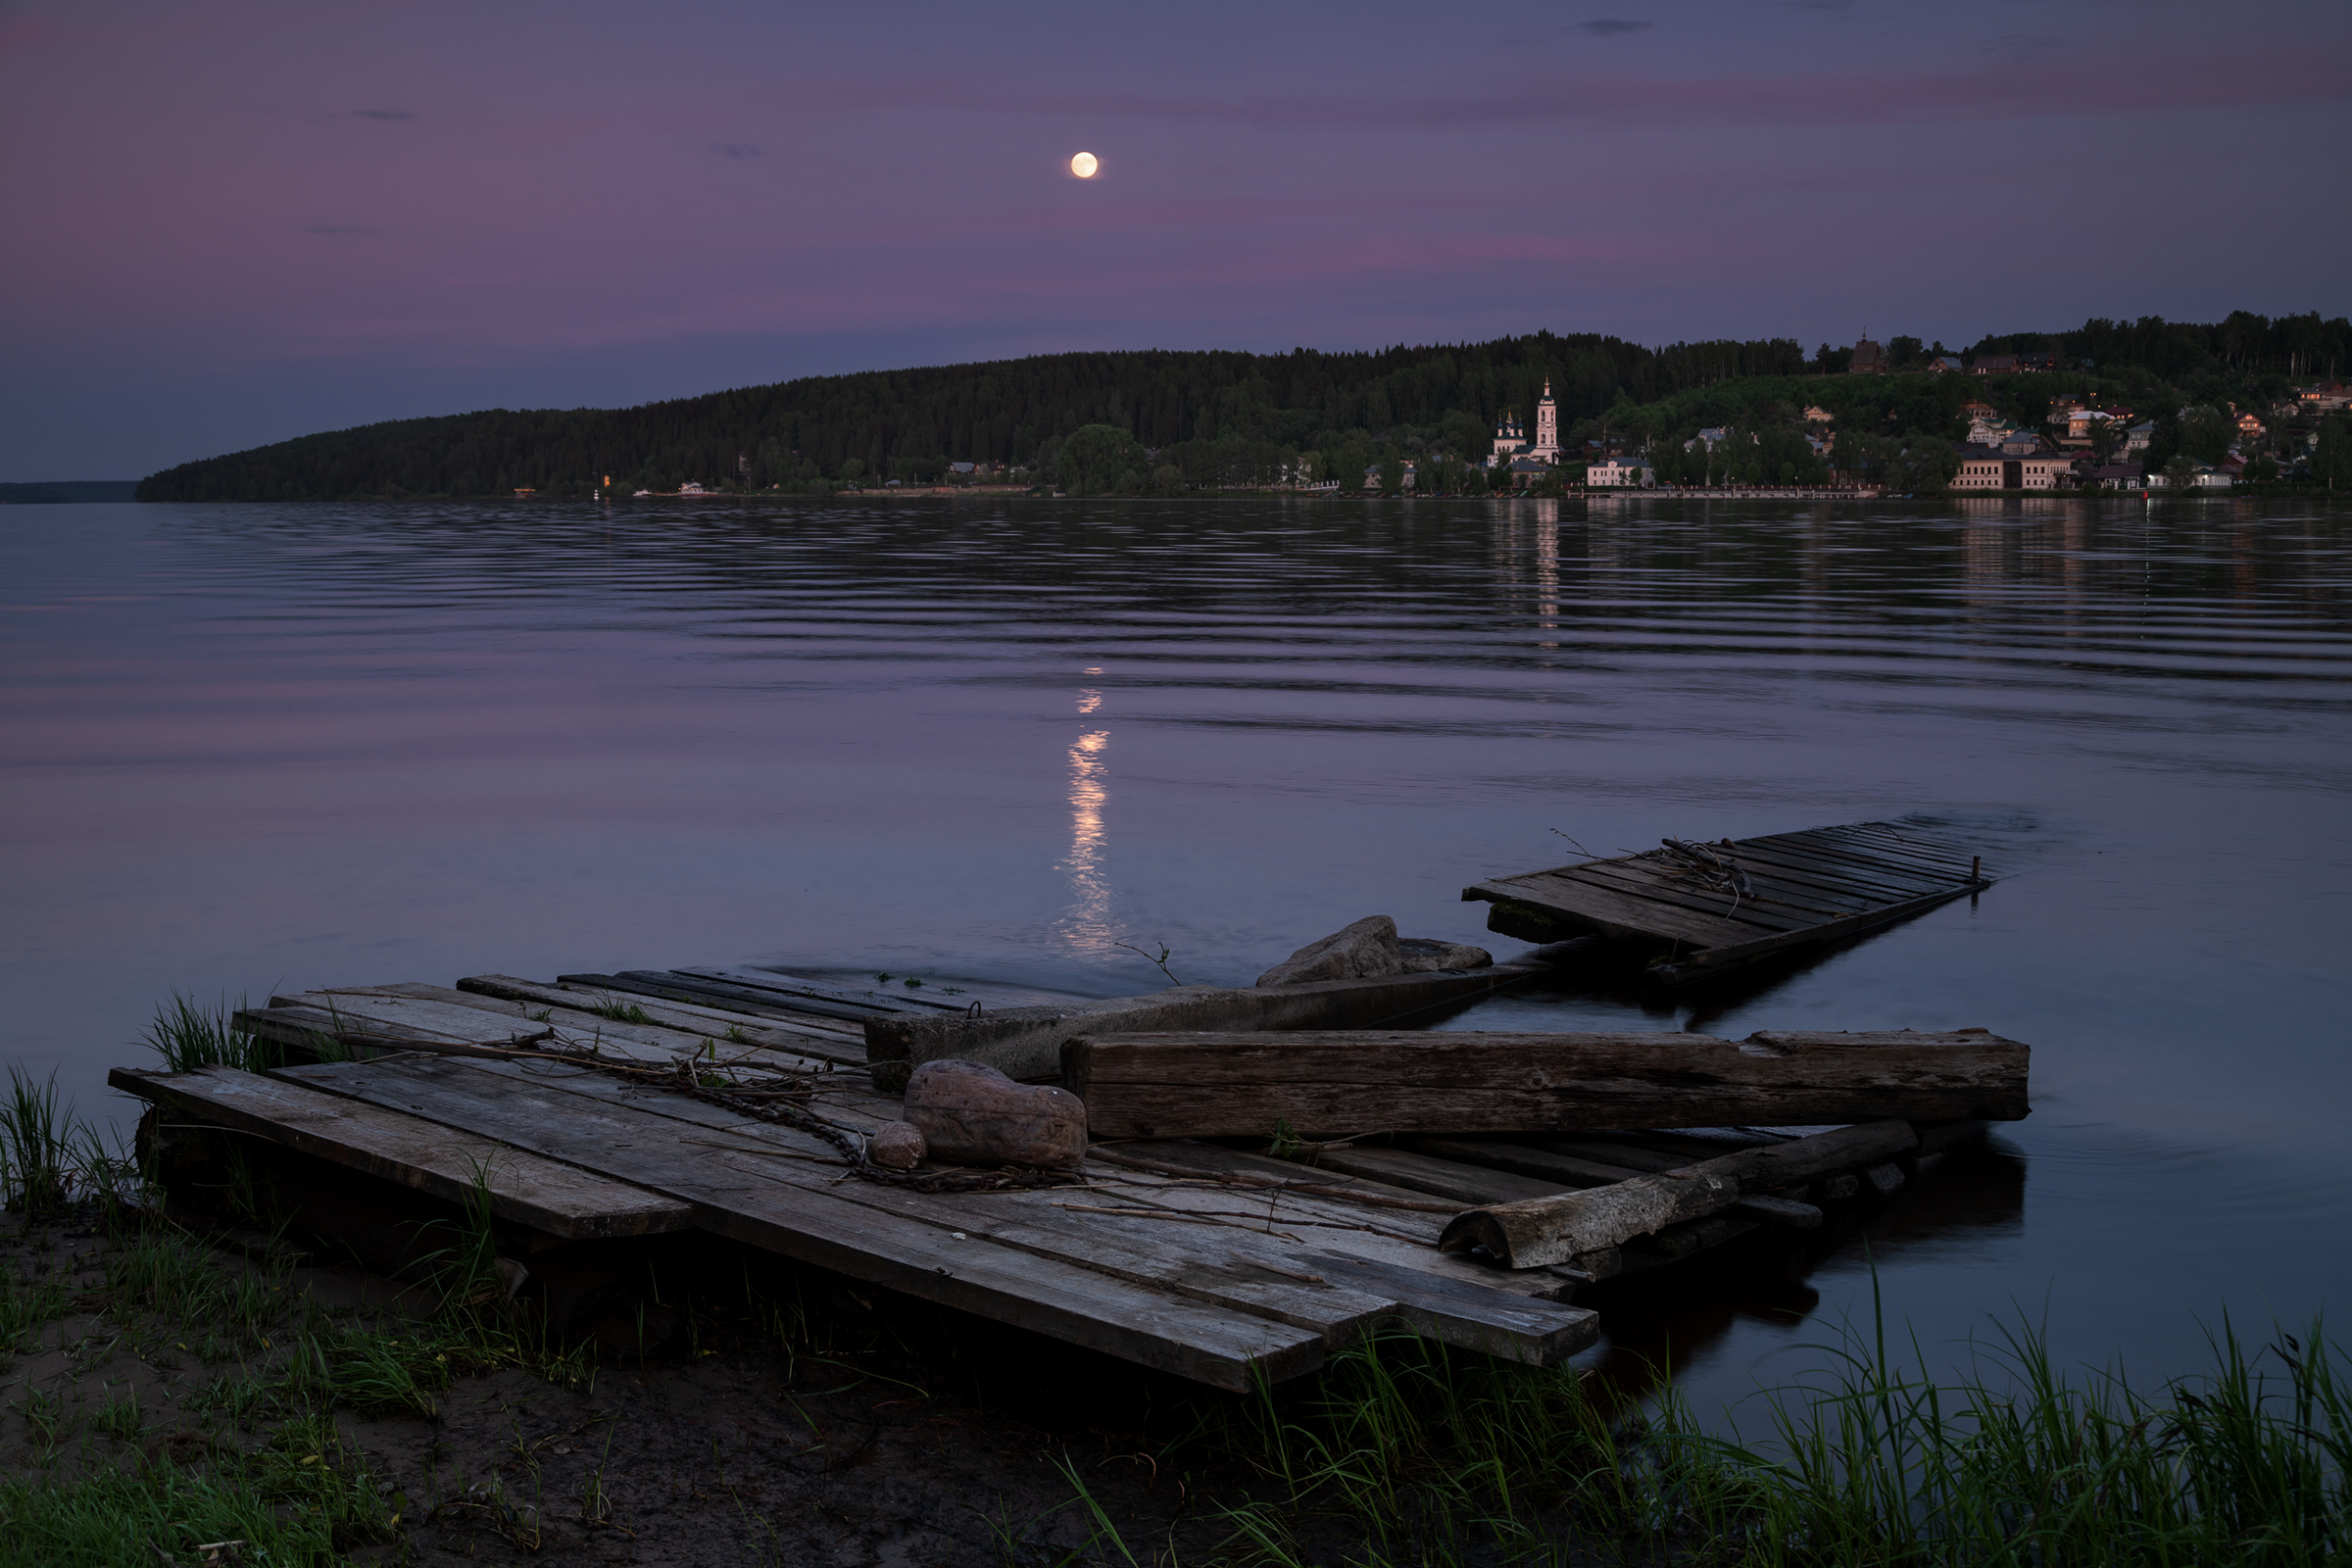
4,0,2348,480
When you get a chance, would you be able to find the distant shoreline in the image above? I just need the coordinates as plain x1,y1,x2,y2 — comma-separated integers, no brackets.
0,480,139,505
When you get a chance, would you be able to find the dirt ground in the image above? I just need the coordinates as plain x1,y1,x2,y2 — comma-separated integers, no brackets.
0,1224,1252,1567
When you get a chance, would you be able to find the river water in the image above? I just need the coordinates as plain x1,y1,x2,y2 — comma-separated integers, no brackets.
3,496,2347,1417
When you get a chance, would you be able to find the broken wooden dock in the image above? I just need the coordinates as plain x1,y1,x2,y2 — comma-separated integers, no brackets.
1463,821,1993,984
111,961,1994,1391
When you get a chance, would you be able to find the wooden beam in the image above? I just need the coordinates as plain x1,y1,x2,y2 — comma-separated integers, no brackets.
1063,1029,2030,1139
1440,1121,1918,1268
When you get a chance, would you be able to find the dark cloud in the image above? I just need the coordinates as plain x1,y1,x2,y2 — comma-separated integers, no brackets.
352,109,416,121
1578,18,1652,34
710,143,760,159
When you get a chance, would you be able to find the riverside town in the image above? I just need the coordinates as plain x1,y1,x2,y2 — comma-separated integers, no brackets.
133,314,2352,505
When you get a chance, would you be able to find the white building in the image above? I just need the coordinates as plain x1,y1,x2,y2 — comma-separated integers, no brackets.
1950,445,2075,490
1493,382,1561,464
1586,457,1655,488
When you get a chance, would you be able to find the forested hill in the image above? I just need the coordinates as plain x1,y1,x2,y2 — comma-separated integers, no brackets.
138,313,2348,501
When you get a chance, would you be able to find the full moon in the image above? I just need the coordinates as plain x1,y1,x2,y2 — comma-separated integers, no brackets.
1069,151,1099,178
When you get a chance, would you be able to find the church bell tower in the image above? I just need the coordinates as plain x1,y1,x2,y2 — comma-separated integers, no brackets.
1535,380,1558,463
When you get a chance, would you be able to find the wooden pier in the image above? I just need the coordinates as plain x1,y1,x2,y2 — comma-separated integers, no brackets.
112,960,1996,1391
1463,821,1992,984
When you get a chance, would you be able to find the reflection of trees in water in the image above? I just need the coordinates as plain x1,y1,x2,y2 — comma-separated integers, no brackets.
1576,1142,2030,1407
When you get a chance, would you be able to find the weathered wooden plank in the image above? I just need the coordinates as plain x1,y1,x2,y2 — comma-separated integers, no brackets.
1751,833,1982,886
1541,864,1825,933
866,963,1550,1086
1690,840,1964,899
345,984,851,1076
1078,1145,1598,1317
1615,852,1921,914
582,971,893,1026
1064,1029,2031,1139
1466,872,1762,948
1728,849,1971,904
1574,857,1880,919
1404,1138,1822,1228
457,975,867,1056
241,996,746,1077
270,992,557,1049
676,966,970,1014
108,1066,690,1239
1788,825,1984,872
276,1057,1324,1390
1442,1121,1918,1268
365,1058,1591,1359
1298,1146,1563,1206
1406,1136,1649,1188
1643,884,1980,982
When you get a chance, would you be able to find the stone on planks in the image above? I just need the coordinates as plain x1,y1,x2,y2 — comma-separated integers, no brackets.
1396,938,1493,974
1256,915,1403,987
902,1060,1087,1169
866,1120,926,1170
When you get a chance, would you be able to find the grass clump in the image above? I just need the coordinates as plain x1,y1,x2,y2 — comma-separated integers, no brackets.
0,1068,140,1222
1184,1298,2351,1567
139,995,277,1075
0,1406,395,1566
589,999,656,1026
1670,1303,2351,1565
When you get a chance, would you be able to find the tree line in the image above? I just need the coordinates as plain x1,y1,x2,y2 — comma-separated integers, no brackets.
136,314,2349,501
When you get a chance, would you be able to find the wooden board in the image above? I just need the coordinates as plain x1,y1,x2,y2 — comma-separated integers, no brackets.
676,965,973,1014
1063,1028,2030,1139
275,1056,1325,1389
107,1066,691,1240
457,974,867,1056
275,1055,1594,1380
1461,820,1991,986
564,970,891,1027
407,1059,1595,1363
350,983,850,1075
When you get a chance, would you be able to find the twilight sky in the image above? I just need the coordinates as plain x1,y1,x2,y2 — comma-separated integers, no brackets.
4,0,2348,480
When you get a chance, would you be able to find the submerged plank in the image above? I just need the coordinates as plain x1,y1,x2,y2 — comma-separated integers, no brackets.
108,1066,689,1239
1064,1028,2031,1139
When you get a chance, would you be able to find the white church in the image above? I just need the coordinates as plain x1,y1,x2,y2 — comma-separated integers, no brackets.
1492,381,1562,465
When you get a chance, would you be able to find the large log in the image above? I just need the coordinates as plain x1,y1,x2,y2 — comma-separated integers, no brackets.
1439,1121,1919,1268
863,963,1551,1087
1060,1028,2028,1140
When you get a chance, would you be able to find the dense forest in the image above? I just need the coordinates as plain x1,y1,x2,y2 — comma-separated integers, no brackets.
137,312,2351,501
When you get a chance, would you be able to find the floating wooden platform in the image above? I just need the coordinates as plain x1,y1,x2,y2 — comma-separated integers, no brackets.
112,962,1983,1391
1463,821,1993,985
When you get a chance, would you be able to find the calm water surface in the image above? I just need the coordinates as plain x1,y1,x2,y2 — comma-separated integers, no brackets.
3,496,2347,1418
